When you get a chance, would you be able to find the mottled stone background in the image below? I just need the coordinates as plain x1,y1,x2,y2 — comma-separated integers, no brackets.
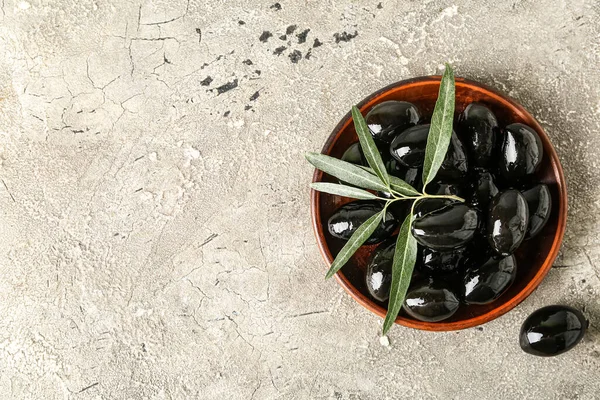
1,0,599,399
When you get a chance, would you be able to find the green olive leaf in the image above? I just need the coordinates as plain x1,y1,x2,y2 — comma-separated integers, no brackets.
305,152,388,192
310,182,380,200
325,211,384,279
359,166,420,196
351,106,390,187
382,213,418,335
422,63,455,188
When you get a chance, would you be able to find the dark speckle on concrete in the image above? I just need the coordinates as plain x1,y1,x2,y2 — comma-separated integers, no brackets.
245,105,253,110
273,46,287,55
334,31,358,43
242,59,253,65
279,35,287,40
313,38,322,48
270,3,281,11
238,20,245,25
250,91,260,101
255,70,261,75
259,31,273,42
195,28,202,43
304,49,312,59
296,29,310,44
200,76,213,86
286,25,297,35
215,79,238,95
377,2,383,9
477,327,484,331
289,50,302,63
223,110,230,117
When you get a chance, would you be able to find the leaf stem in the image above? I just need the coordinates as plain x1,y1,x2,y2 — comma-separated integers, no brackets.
421,194,465,202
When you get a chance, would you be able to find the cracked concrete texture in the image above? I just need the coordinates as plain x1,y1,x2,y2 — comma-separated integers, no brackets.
1,0,600,398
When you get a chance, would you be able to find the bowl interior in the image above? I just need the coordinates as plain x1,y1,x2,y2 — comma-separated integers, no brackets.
312,76,567,331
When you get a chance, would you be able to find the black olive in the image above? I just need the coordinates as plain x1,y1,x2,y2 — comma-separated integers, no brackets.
436,132,469,180
412,204,479,250
327,200,397,244
365,238,396,302
457,103,498,167
498,123,543,181
389,124,430,167
522,184,552,239
341,142,366,166
462,254,516,304
403,278,460,322
487,190,529,256
420,247,466,274
413,198,457,218
520,305,588,357
366,101,420,145
470,170,499,209
426,181,469,199
390,125,468,180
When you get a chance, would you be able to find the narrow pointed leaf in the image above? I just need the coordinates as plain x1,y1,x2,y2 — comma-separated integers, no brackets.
310,183,379,200
422,63,455,188
351,106,390,187
382,213,418,334
325,211,383,279
359,166,420,196
305,152,388,192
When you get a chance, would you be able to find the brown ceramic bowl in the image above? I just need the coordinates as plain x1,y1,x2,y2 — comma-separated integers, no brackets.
311,76,567,331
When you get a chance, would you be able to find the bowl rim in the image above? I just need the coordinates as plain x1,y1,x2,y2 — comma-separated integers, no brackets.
310,75,568,331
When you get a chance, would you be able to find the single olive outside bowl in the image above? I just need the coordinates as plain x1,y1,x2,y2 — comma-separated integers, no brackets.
310,76,567,331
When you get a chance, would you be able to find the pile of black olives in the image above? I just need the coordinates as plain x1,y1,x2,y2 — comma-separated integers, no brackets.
328,100,553,323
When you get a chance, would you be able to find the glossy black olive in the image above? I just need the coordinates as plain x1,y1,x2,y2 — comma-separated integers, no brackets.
426,181,469,199
420,247,466,274
389,124,429,167
457,103,498,167
470,170,499,209
366,101,420,145
498,123,543,181
436,132,469,180
403,278,460,322
341,142,366,166
328,200,397,244
522,184,552,239
462,254,516,304
520,305,588,357
390,125,468,180
412,204,479,250
365,238,395,302
413,198,456,219
487,190,529,256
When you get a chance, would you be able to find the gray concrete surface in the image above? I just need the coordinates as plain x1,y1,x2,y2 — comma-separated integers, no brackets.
1,0,600,398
